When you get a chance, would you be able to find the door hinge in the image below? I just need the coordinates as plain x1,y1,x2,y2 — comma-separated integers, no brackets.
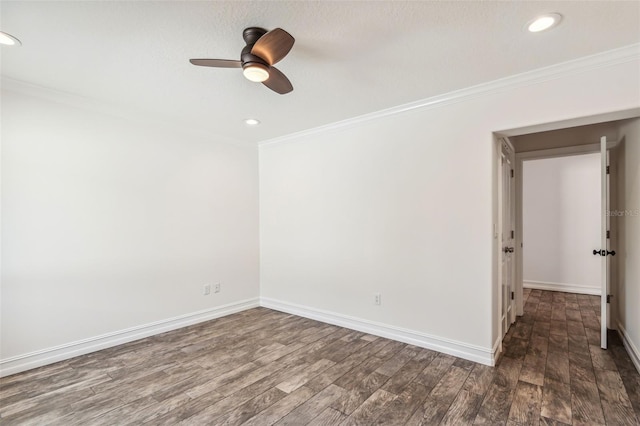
607,230,610,239
606,166,610,174
511,230,515,239
607,294,613,303
511,291,515,300
510,169,514,178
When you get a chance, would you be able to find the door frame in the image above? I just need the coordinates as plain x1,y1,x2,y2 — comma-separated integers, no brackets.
492,108,639,363
513,141,619,320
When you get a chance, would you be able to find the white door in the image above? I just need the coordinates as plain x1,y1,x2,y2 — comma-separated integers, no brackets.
501,141,516,337
599,136,612,349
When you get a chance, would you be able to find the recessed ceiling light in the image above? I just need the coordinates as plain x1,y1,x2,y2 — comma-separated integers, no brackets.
0,31,22,46
527,13,562,33
244,118,261,126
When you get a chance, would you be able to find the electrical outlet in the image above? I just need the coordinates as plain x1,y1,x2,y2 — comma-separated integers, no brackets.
374,293,381,306
203,284,211,295
214,282,221,293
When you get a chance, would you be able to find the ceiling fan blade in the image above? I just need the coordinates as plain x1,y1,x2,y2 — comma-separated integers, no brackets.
251,28,295,65
263,66,293,94
189,59,242,68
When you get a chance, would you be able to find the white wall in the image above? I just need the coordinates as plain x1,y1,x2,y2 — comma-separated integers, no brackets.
1,89,260,374
522,154,601,294
259,51,640,365
616,118,640,371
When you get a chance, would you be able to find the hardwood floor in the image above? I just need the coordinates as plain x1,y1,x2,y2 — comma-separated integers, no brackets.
1,289,639,425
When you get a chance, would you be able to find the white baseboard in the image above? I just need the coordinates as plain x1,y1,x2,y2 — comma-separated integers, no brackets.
524,280,601,296
0,298,259,378
617,321,640,374
260,297,495,366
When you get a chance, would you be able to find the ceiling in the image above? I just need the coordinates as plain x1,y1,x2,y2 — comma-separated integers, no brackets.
1,1,639,145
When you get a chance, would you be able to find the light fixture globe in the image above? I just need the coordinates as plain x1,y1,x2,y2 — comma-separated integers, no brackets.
242,63,269,82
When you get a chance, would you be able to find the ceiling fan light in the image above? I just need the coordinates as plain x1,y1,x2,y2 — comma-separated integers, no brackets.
243,64,269,82
0,31,21,46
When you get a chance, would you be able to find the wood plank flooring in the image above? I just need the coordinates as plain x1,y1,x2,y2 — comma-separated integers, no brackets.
1,289,639,425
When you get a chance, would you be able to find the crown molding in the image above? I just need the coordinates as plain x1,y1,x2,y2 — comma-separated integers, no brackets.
259,43,640,147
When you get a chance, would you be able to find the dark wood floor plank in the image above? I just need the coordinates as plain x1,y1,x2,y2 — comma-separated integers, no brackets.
520,353,546,387
410,365,471,424
304,345,386,393
589,345,618,371
275,358,335,394
332,371,388,415
217,387,287,426
413,352,456,389
540,377,572,425
274,384,348,426
473,382,515,425
571,377,606,426
546,350,570,384
340,388,396,426
508,380,543,425
495,356,523,390
463,364,496,396
569,350,597,384
374,345,420,377
440,388,484,425
594,368,639,425
372,381,429,425
306,407,347,425
241,386,316,426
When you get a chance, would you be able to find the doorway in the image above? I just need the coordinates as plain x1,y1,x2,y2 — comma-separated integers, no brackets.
515,141,615,349
493,111,639,361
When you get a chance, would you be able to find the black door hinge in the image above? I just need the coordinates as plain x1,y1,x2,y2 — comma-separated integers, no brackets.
511,230,515,239
510,169,514,178
607,294,613,303
607,230,610,239
606,166,610,174
511,291,515,300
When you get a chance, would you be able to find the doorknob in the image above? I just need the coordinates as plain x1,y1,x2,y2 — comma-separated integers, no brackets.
503,247,514,253
593,249,616,256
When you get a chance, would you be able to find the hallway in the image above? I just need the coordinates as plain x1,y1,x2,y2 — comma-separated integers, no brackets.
498,288,640,424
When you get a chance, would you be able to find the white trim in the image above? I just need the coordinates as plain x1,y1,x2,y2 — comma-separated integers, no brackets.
259,44,640,147
515,141,619,161
498,108,640,138
260,297,495,366
0,298,259,378
523,280,601,296
617,321,640,374
492,337,503,365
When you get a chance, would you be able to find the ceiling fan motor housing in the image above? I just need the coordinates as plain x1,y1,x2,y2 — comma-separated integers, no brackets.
240,45,269,69
241,28,270,71
242,27,267,45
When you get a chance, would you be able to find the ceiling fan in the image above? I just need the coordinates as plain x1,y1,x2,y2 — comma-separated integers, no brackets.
190,27,295,94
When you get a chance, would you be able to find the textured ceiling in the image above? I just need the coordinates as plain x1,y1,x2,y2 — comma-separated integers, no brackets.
1,1,639,144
